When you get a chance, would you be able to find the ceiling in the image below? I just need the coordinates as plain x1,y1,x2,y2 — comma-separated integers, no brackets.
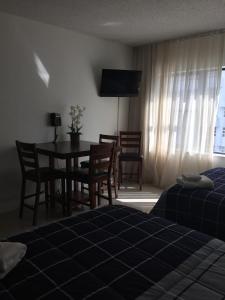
0,0,225,46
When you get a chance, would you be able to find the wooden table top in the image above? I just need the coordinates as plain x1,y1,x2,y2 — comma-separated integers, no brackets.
37,140,97,158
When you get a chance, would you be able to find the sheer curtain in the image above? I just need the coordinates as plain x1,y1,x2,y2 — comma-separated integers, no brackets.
130,33,225,188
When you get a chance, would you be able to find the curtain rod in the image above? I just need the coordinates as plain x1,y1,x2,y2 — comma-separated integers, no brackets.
137,28,225,48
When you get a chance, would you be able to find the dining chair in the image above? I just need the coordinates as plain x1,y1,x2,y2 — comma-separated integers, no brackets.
80,134,119,198
66,143,114,210
118,131,143,190
16,140,65,226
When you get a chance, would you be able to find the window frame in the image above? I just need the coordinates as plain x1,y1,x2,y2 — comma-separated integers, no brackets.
213,67,225,155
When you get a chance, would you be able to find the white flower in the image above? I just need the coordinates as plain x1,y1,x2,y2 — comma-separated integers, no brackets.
68,104,85,133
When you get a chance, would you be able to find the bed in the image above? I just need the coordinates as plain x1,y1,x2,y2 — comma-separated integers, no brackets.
1,205,225,299
152,167,225,241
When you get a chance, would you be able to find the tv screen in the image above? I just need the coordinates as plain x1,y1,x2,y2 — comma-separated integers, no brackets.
100,69,142,97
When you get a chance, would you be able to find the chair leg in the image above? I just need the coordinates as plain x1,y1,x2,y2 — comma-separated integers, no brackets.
44,182,49,214
137,163,139,184
19,179,26,219
107,178,112,205
139,160,143,190
97,183,101,206
113,165,118,199
89,182,96,209
118,160,122,190
81,182,84,194
33,182,41,226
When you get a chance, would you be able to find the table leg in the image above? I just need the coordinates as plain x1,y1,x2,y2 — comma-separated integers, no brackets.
49,154,55,209
73,157,78,192
113,161,118,199
66,157,72,215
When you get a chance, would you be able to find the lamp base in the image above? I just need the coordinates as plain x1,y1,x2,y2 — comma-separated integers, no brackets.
52,127,58,144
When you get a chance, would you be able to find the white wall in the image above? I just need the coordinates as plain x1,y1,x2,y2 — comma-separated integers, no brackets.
0,12,133,213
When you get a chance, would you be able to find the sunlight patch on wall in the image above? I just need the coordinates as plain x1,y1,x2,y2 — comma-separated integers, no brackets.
34,53,50,87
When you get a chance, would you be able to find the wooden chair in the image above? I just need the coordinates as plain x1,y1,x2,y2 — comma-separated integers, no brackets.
67,143,114,210
16,141,65,226
118,131,143,190
80,134,119,198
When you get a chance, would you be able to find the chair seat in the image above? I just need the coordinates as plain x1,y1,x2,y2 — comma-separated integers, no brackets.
80,160,90,168
62,167,108,183
25,167,65,182
119,152,143,161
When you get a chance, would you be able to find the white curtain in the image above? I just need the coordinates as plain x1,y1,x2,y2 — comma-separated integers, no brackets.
130,33,225,188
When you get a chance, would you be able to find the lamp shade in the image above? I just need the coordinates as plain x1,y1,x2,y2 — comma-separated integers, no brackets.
50,113,61,127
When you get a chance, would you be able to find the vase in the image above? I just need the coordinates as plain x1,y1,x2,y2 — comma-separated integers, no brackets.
68,132,80,145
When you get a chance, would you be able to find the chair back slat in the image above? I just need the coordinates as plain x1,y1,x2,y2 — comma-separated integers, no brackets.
16,140,39,175
22,152,36,159
92,153,111,160
93,161,111,170
89,143,114,177
120,137,141,142
120,144,140,148
120,131,142,154
99,134,119,146
21,159,37,168
21,154,38,168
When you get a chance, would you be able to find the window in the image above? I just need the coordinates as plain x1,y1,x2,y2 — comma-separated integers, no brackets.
166,69,217,154
214,68,225,154
219,146,225,152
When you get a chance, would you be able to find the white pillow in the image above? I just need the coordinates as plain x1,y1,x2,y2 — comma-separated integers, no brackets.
0,242,27,279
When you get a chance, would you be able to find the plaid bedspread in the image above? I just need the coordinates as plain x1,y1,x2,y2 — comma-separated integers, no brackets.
1,205,225,299
152,167,225,241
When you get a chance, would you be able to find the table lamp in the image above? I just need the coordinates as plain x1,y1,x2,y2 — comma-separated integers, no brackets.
50,113,61,143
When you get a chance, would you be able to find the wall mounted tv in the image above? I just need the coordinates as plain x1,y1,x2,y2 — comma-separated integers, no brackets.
100,69,142,97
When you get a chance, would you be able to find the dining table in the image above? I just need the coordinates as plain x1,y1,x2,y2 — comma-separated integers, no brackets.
36,140,97,213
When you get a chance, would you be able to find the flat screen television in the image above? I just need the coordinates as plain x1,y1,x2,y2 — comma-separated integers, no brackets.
100,69,142,97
